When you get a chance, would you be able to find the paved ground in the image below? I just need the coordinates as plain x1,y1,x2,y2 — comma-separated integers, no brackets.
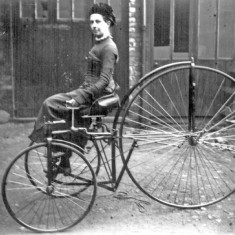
0,122,235,235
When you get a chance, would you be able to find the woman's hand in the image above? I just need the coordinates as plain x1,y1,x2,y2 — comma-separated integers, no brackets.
66,99,78,107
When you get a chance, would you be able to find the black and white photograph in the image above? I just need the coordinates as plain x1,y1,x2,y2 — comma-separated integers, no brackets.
0,0,235,234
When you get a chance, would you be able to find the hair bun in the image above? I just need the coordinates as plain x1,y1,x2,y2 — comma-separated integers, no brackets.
89,3,116,26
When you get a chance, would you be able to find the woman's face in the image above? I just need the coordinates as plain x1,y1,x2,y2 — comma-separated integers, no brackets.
90,13,110,38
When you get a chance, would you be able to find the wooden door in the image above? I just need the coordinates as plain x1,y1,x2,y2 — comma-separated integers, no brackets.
197,0,235,72
144,0,192,70
144,0,235,117
146,0,235,71
12,0,128,117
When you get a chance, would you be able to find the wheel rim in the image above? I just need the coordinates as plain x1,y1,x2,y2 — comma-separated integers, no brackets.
119,65,235,208
2,143,96,232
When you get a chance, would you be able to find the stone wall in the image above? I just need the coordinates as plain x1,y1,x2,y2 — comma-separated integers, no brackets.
129,0,143,88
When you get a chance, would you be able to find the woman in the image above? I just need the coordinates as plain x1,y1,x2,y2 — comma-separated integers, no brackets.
29,3,119,174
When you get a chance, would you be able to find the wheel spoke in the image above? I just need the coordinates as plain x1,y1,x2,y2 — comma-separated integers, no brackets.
119,64,235,208
2,142,96,232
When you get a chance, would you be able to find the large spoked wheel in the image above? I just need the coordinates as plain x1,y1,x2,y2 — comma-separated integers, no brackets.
118,63,235,208
2,142,97,233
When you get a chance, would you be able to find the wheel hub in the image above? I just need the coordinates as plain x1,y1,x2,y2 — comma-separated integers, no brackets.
46,185,54,194
187,136,198,146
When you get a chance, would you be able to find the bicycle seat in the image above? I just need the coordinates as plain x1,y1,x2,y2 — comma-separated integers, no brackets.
77,93,120,117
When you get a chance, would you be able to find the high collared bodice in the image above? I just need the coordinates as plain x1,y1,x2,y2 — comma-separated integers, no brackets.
81,37,119,93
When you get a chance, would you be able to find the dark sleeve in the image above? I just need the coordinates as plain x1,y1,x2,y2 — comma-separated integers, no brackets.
86,46,116,98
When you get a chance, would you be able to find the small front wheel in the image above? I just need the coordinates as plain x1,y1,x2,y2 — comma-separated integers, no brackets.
2,142,97,233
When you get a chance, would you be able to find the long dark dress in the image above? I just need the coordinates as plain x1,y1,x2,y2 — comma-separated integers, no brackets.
29,37,119,148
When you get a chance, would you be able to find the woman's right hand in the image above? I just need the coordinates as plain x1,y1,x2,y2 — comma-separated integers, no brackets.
66,99,78,107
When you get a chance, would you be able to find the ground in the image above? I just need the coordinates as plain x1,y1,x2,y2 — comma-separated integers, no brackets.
0,122,235,235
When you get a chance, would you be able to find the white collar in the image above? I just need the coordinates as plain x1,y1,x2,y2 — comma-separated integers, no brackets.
95,33,112,42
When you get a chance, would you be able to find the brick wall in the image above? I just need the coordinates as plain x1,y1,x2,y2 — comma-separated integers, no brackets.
129,0,143,88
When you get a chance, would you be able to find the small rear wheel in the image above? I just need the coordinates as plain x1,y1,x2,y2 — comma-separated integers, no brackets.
2,142,97,232
26,139,101,183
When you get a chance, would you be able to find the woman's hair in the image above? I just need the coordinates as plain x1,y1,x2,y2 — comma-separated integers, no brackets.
89,3,116,27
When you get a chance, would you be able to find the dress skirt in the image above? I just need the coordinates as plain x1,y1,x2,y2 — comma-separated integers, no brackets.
29,89,92,149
